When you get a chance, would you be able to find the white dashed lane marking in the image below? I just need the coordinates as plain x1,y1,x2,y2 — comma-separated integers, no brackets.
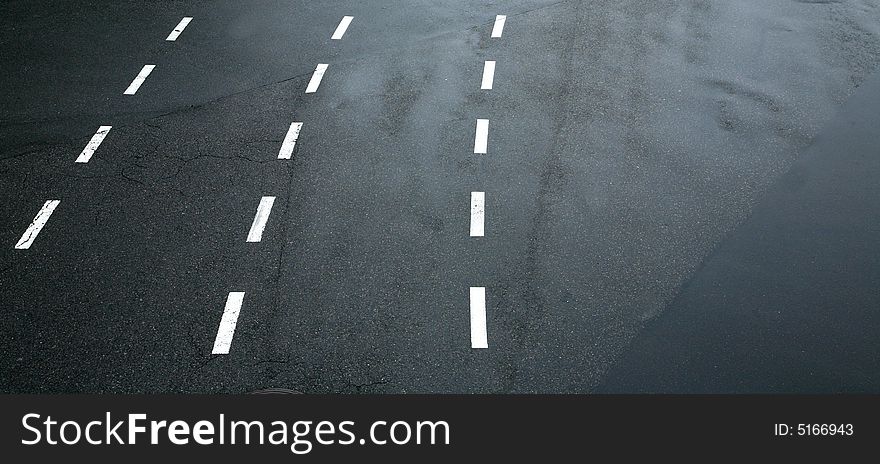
247,196,276,243
15,200,61,250
481,61,496,90
470,287,488,349
470,192,485,237
166,17,193,41
75,126,112,163
491,15,507,38
305,64,329,93
212,292,246,355
123,65,155,95
278,122,303,160
474,119,489,154
468,15,505,352
331,16,354,40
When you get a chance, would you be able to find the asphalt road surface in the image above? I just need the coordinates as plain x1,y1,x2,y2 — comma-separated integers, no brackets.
2,0,879,393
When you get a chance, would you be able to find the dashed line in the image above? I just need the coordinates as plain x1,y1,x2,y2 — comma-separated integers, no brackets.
123,65,156,95
470,192,485,237
212,292,246,355
474,119,489,154
331,16,354,40
278,122,304,160
481,61,496,90
15,200,61,250
470,287,488,349
166,17,193,41
305,64,329,93
247,196,276,243
491,15,507,38
75,126,112,163
467,15,505,351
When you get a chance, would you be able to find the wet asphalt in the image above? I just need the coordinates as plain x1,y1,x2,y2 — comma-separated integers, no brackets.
1,0,879,393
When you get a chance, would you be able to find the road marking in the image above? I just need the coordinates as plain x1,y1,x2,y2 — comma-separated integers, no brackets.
75,126,112,163
278,122,304,159
166,17,193,41
247,196,276,242
491,15,507,38
481,61,496,90
305,64,329,93
212,292,245,355
123,65,156,95
470,192,485,237
470,287,488,349
474,119,489,154
15,200,61,249
331,16,354,40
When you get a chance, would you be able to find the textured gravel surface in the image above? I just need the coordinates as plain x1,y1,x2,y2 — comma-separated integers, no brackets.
1,0,879,392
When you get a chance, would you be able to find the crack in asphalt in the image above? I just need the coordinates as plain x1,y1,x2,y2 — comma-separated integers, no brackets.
259,125,298,390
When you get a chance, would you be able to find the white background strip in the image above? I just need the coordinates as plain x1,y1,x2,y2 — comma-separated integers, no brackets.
481,61,496,90
212,292,246,355
278,122,303,159
470,192,485,237
124,65,156,95
491,15,507,38
75,126,112,163
305,64,329,93
474,119,489,154
470,287,488,349
15,200,61,249
247,197,276,242
166,17,193,41
331,16,354,40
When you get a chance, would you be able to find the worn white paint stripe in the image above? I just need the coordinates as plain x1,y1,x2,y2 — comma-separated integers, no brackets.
247,196,276,242
278,122,304,159
305,64,329,93
331,16,354,40
212,292,246,355
124,65,156,95
75,126,112,163
15,200,61,250
166,17,193,41
481,61,496,90
470,192,485,237
474,119,489,154
491,15,507,38
470,287,488,349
